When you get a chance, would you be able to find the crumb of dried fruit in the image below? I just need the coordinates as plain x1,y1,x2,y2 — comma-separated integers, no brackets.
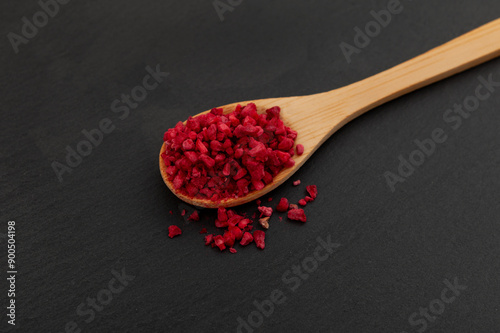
168,225,182,238
229,248,237,254
289,204,299,210
213,235,226,251
223,230,235,247
256,199,261,206
288,209,307,222
305,196,314,202
279,216,283,221
199,228,207,234
258,206,273,217
169,210,173,215
253,230,266,249
267,197,273,202
229,225,243,240
181,209,186,216
188,210,200,221
217,207,228,221
298,199,307,206
237,218,251,229
259,217,270,229
296,144,304,155
240,232,254,246
276,198,289,212
293,180,301,186
204,234,214,245
306,185,317,199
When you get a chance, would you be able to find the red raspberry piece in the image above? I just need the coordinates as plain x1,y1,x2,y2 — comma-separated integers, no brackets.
288,209,307,222
168,225,182,238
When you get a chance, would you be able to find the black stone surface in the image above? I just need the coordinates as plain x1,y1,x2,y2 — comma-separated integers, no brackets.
1,1,500,332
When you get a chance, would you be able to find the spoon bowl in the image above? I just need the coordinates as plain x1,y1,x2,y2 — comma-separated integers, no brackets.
160,18,500,208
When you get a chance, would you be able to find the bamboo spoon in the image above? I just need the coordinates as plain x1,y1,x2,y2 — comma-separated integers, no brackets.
160,18,500,208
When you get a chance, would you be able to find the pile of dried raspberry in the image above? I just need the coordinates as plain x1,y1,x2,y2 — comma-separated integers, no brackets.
161,103,299,201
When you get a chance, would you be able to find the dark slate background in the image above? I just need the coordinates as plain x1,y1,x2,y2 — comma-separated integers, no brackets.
1,0,499,332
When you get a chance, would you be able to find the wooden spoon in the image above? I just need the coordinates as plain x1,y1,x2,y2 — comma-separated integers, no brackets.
160,18,500,208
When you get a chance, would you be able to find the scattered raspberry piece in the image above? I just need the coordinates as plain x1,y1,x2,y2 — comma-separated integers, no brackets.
237,218,251,229
223,230,235,247
199,228,207,234
279,216,283,221
229,225,243,240
213,235,226,251
204,234,214,245
276,198,289,212
267,197,273,202
288,209,307,222
258,206,273,217
217,207,228,221
305,196,314,202
256,199,261,206
251,212,257,219
253,230,266,249
168,225,182,238
169,210,173,215
188,211,200,221
296,144,304,155
229,247,237,254
306,185,318,199
240,232,254,246
293,180,301,186
298,199,307,206
181,209,186,216
289,204,299,210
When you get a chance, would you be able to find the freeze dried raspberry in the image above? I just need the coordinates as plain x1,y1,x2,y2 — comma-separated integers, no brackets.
298,199,307,206
279,216,283,221
258,206,273,217
199,228,207,234
253,230,266,249
213,235,226,251
181,209,186,216
256,200,261,206
288,209,307,222
223,230,235,247
267,197,273,202
293,180,301,186
289,204,299,210
229,248,237,254
204,234,214,245
276,198,289,212
237,218,251,229
168,225,182,238
188,211,200,221
306,185,318,199
217,207,228,221
305,196,314,202
229,225,243,240
240,232,254,246
296,144,304,155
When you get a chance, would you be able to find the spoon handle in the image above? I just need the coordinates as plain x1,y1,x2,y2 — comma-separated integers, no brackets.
329,18,500,122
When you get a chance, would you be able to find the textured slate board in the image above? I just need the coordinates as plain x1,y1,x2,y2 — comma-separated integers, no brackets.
1,0,500,332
